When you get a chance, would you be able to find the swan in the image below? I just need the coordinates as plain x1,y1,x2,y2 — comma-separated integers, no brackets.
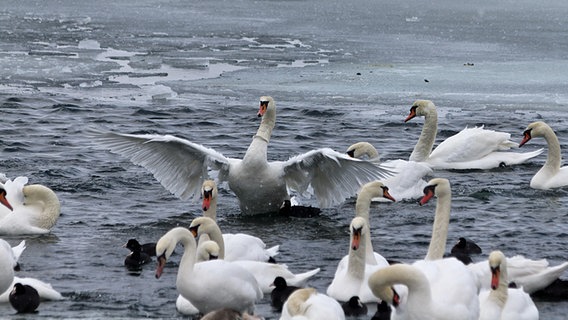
404,100,543,169
199,180,279,262
0,239,16,294
368,261,479,320
418,177,568,293
189,216,321,293
346,142,432,201
90,96,393,215
0,177,60,235
280,288,345,320
353,180,395,265
478,251,539,320
519,121,568,189
155,227,263,314
327,217,387,303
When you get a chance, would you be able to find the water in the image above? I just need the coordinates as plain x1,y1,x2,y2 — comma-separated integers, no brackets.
0,0,567,318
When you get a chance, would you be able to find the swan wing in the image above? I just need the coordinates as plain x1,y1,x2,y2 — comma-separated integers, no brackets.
282,148,395,208
90,130,232,201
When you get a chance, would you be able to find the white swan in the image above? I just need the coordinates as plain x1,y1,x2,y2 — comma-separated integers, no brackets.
346,142,432,201
404,100,543,169
199,180,279,262
368,261,480,320
478,251,539,320
155,227,263,314
418,177,568,293
0,177,60,235
0,239,16,294
91,96,393,215
519,121,568,189
189,216,320,293
280,288,345,320
353,180,395,265
326,217,387,303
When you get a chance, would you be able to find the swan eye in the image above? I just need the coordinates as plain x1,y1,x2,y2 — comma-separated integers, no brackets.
422,184,436,195
260,100,269,107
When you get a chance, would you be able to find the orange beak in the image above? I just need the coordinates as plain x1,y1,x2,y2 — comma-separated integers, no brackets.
519,130,532,147
202,195,211,211
0,190,12,211
491,267,500,290
155,255,167,279
419,186,435,206
351,229,361,250
258,102,268,117
381,187,396,202
404,107,417,122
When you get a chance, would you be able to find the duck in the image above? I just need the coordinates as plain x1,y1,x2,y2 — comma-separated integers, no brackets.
91,96,393,215
0,177,60,235
449,237,482,264
368,262,479,320
519,121,568,189
280,288,345,320
270,276,301,312
404,100,542,169
346,142,432,202
9,283,40,313
419,179,568,293
341,296,368,316
155,227,263,314
189,216,320,293
123,239,153,269
199,180,279,262
0,276,63,302
478,250,539,320
327,217,387,303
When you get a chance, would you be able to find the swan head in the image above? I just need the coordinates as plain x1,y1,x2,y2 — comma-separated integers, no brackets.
0,186,13,211
350,217,368,250
488,250,506,290
155,227,188,279
519,121,550,147
359,181,396,202
405,100,435,122
419,178,450,206
346,142,380,160
196,240,220,262
258,96,275,117
201,180,217,212
368,270,401,307
188,216,219,239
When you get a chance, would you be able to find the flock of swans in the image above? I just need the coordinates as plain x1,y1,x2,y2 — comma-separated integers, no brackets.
0,96,567,318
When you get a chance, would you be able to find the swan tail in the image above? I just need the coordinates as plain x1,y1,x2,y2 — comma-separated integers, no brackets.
287,268,321,287
514,261,568,294
11,240,26,262
266,245,280,257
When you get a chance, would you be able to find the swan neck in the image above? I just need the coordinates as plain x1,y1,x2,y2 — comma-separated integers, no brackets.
255,107,275,144
425,192,451,261
348,232,367,279
203,199,218,221
177,231,198,286
410,108,438,162
542,127,562,172
490,264,509,307
204,223,226,259
355,192,373,222
23,185,61,230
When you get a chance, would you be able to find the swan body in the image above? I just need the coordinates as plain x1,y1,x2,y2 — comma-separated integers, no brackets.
478,251,539,320
199,181,279,262
155,227,262,314
519,121,568,189
92,96,393,215
280,288,345,320
327,217,387,303
189,217,320,293
0,239,16,294
0,177,60,235
368,260,479,320
347,142,432,201
405,100,543,169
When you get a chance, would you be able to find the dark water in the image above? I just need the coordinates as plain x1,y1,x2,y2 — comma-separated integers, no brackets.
0,0,567,318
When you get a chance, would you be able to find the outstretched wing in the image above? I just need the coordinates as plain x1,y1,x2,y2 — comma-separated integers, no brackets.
282,148,395,208
89,129,232,201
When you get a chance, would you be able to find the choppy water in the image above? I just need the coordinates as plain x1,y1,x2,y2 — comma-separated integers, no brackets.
0,0,567,318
